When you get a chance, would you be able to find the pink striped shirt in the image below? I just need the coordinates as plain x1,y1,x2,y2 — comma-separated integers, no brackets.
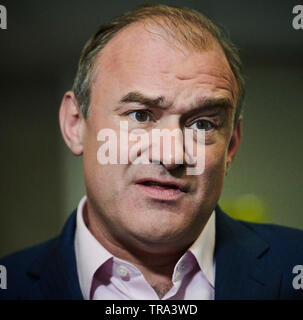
75,196,215,300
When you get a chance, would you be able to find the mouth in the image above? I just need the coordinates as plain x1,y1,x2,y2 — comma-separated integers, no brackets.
135,178,189,201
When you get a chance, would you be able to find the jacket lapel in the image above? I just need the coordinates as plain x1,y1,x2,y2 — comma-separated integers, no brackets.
27,211,83,300
214,206,282,299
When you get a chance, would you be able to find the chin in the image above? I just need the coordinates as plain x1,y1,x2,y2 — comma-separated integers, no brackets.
127,220,191,245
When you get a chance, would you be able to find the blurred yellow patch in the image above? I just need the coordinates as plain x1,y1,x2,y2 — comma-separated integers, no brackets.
220,194,268,223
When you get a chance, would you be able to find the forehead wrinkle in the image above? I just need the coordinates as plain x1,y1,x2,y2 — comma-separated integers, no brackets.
174,71,236,109
142,20,239,99
90,22,239,114
142,20,240,107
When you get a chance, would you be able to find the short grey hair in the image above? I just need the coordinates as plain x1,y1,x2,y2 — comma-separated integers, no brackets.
72,4,245,126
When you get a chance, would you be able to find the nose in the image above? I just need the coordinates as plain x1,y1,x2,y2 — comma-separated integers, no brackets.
149,119,185,171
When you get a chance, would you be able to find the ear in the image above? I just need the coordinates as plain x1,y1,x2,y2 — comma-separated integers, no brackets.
226,117,242,170
59,91,85,156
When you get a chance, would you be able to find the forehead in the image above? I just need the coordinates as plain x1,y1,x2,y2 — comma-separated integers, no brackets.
91,22,238,110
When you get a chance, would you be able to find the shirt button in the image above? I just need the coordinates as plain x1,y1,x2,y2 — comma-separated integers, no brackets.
117,265,129,277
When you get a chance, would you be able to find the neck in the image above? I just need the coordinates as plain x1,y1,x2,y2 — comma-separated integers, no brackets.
84,203,190,284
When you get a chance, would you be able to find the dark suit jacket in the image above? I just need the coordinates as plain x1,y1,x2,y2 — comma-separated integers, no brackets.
1,206,303,300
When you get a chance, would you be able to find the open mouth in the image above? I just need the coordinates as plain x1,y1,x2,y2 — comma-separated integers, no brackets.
135,178,188,200
140,181,182,191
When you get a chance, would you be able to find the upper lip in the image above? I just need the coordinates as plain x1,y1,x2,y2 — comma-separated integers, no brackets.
135,177,189,192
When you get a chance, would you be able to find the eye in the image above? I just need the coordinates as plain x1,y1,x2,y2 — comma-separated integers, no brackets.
129,110,151,123
189,119,214,131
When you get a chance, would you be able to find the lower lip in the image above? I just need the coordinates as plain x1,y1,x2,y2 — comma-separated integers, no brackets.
135,184,186,201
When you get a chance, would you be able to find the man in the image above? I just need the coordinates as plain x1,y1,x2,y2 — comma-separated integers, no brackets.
1,4,303,300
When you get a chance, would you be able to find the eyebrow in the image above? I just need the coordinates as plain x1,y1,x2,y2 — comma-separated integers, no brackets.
119,91,168,109
118,91,233,116
185,97,234,119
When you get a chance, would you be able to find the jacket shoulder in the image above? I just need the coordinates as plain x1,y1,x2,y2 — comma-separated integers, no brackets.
240,220,303,245
216,209,303,299
0,238,58,300
239,220,303,266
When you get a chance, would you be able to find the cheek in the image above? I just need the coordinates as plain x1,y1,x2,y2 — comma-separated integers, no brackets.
82,127,121,201
206,145,226,168
206,131,229,165
203,143,227,187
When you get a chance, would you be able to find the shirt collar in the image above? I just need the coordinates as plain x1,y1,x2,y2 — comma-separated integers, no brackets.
74,195,113,300
188,211,216,287
75,195,216,299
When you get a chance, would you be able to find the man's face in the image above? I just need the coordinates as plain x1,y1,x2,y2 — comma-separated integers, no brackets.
80,23,240,253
